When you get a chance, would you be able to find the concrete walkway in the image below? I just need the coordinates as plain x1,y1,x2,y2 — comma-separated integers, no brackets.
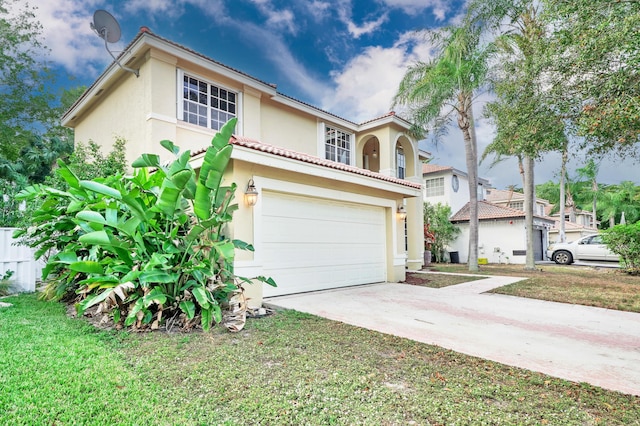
266,271,640,396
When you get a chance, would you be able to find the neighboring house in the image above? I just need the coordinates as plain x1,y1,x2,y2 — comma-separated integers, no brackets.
485,188,550,217
449,201,554,264
486,188,599,243
422,164,490,215
548,220,598,243
61,28,424,305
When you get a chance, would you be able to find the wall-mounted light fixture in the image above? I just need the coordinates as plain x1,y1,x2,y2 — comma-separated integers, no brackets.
372,148,378,159
244,178,258,206
397,205,407,220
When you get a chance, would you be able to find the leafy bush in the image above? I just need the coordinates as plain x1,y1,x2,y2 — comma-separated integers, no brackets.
424,202,460,262
15,119,274,331
0,270,14,296
601,222,640,275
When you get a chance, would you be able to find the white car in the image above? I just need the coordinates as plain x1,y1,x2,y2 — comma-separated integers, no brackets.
547,234,620,265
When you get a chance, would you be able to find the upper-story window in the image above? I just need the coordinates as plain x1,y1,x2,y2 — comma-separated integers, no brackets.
509,201,524,211
181,73,237,131
325,126,350,164
396,146,406,179
425,177,444,197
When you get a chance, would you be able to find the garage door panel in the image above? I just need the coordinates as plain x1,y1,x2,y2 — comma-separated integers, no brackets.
261,191,386,297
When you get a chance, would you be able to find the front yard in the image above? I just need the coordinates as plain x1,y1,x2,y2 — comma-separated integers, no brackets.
432,264,640,313
1,290,639,425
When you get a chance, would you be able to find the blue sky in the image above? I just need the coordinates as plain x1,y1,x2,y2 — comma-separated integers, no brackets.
27,0,639,188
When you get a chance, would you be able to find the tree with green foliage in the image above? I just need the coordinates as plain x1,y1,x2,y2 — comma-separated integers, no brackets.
394,25,488,272
540,0,640,158
423,202,460,263
472,0,567,269
602,222,640,275
0,0,57,162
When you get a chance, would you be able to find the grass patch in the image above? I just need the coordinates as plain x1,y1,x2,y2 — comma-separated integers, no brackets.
403,271,486,288
2,294,639,425
433,264,640,312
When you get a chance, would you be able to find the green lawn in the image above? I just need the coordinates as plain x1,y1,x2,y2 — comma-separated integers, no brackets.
1,294,638,425
432,264,640,312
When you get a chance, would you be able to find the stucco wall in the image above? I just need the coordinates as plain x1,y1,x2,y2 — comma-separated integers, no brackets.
449,219,529,264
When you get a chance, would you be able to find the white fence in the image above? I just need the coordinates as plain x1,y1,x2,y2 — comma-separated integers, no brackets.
0,228,40,292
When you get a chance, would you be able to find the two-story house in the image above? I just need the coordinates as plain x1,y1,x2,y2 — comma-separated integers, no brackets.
422,164,490,215
61,28,424,305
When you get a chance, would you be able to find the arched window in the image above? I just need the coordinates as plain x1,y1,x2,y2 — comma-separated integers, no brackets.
396,145,406,179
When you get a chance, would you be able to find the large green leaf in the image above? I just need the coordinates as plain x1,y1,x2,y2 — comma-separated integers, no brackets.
143,287,167,307
56,162,81,189
76,211,107,225
201,306,213,331
132,153,161,168
213,241,235,261
78,230,111,246
171,168,193,190
204,145,233,190
160,140,180,155
193,180,212,220
192,286,210,309
156,181,181,217
139,270,179,284
211,117,237,150
179,300,196,320
79,181,122,200
78,288,114,315
69,261,104,274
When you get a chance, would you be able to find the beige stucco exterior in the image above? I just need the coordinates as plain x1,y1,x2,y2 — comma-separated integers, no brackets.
63,29,424,305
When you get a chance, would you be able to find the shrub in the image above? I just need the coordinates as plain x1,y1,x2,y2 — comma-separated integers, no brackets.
424,202,460,263
15,119,275,331
601,222,640,275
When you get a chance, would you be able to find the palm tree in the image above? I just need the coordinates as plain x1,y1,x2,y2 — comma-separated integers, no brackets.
394,25,488,272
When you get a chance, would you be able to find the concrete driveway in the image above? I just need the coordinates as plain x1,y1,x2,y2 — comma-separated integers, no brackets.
266,271,640,396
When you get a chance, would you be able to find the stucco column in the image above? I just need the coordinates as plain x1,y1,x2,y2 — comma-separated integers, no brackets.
405,195,424,271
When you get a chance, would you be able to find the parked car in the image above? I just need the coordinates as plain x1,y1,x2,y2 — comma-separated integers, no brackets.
547,234,619,265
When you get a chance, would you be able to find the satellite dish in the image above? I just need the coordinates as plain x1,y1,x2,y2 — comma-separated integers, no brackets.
90,10,139,77
91,10,121,43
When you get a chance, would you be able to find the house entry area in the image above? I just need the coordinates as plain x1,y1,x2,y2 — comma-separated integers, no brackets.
260,191,387,297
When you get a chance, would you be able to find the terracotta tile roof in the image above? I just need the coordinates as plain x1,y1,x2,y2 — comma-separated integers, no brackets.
191,136,422,190
422,163,453,174
450,201,552,222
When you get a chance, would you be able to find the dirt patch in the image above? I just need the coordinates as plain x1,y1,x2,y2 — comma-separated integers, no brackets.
401,271,485,289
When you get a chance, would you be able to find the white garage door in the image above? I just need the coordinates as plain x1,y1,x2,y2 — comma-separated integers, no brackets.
261,191,387,297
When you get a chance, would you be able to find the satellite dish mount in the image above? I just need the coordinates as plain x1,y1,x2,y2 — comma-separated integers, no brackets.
91,10,139,77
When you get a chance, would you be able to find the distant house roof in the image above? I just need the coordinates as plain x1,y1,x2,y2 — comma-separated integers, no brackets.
190,136,422,190
450,201,553,223
422,163,491,186
485,188,550,205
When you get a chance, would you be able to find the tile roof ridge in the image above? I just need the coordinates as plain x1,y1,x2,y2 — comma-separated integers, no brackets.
228,136,421,189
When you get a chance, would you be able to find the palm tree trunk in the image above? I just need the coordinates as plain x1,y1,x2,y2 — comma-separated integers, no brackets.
458,92,479,272
524,155,536,270
558,145,567,243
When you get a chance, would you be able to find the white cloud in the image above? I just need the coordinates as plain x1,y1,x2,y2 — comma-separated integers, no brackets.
322,31,435,122
26,0,111,77
346,13,389,38
123,0,185,19
306,0,331,20
380,0,450,20
247,0,297,34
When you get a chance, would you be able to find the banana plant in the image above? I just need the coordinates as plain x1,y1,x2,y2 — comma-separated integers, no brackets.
16,118,275,331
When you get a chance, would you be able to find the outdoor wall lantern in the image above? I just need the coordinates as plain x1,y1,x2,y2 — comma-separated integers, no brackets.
397,205,407,220
372,148,378,159
244,178,259,207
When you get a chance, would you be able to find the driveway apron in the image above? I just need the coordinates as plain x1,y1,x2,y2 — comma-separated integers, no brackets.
266,272,640,396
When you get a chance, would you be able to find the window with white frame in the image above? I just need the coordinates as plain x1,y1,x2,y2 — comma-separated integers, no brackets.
181,73,237,131
509,201,524,211
424,177,444,197
396,146,406,179
325,125,351,164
